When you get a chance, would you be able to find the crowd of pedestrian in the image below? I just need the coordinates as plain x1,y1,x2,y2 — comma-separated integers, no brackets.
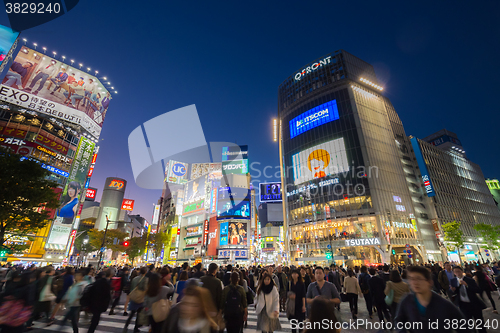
0,260,498,332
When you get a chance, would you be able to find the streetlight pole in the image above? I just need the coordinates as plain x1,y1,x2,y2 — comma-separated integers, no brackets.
97,216,134,267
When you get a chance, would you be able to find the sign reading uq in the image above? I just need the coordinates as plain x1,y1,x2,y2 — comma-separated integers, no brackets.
289,100,339,139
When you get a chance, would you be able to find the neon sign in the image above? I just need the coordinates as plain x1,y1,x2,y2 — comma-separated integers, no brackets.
289,100,339,139
294,56,332,81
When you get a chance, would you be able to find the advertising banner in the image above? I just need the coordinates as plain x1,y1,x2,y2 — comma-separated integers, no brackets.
46,137,94,248
219,222,228,246
410,137,436,197
228,221,248,246
0,25,19,79
186,225,203,237
260,182,282,202
1,46,112,137
184,174,209,204
191,162,222,180
222,159,249,175
121,199,135,211
292,137,349,185
183,200,205,215
217,199,250,219
207,216,218,256
289,99,339,139
218,187,251,200
85,187,97,200
222,145,248,162
165,160,189,184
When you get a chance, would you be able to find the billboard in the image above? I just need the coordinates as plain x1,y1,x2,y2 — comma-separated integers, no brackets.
292,138,349,185
121,199,135,211
207,216,218,256
0,25,19,75
260,182,282,202
0,46,112,137
85,187,97,201
410,137,436,197
289,100,339,139
217,199,250,219
218,187,251,200
219,222,228,246
228,221,248,246
165,160,189,184
191,162,222,180
183,199,205,215
222,145,248,162
184,174,209,204
222,159,248,175
47,137,95,248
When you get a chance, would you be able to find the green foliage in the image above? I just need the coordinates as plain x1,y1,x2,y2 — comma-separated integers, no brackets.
442,220,465,263
148,232,169,261
0,147,59,251
87,228,129,253
474,223,500,251
125,234,148,265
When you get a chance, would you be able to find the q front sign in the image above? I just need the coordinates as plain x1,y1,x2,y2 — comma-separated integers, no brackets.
294,56,332,81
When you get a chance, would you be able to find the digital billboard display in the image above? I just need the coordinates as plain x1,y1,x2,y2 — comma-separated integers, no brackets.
410,137,436,197
0,46,112,137
222,145,248,161
0,25,19,72
191,162,222,180
184,174,209,204
228,221,248,246
222,159,249,175
218,187,251,200
289,100,339,139
219,222,228,245
165,160,189,184
217,199,250,219
260,182,282,202
292,137,349,185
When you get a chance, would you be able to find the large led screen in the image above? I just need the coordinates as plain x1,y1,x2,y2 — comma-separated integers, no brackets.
289,100,339,139
184,174,208,203
228,221,248,246
217,199,250,219
292,138,349,185
0,25,19,69
218,187,251,200
0,46,112,137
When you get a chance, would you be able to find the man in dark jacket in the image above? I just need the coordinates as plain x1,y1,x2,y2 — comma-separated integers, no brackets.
368,267,391,323
395,266,466,333
358,266,373,318
201,263,223,311
223,264,233,286
88,269,112,333
451,266,487,333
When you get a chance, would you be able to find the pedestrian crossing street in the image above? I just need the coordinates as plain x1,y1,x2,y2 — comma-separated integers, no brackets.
30,305,292,333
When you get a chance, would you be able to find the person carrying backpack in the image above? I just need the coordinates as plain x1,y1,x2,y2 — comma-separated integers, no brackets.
220,272,247,333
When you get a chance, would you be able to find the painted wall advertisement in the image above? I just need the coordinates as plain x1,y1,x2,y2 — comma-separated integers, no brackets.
46,137,95,249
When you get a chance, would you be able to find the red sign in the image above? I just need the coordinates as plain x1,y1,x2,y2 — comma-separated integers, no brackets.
86,188,97,200
121,199,135,211
87,165,95,177
1,126,27,139
36,133,69,155
203,219,209,246
91,153,98,164
206,216,218,256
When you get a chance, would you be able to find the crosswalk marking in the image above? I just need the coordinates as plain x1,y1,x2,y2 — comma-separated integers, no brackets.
30,304,292,332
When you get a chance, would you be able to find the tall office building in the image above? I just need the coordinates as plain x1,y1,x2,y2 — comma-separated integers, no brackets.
278,50,440,265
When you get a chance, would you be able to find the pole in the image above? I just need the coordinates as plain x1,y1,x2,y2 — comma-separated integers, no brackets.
98,215,111,267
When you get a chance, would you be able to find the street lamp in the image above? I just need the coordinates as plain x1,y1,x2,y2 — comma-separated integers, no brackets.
97,215,133,267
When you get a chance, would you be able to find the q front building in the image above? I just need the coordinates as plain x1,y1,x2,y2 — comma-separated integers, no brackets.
278,50,436,266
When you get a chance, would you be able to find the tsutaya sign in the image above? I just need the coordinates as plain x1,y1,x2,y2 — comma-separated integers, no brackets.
345,238,381,247
294,56,332,81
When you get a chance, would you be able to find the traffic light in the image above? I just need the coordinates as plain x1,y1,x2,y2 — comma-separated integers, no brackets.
392,249,396,255
123,241,129,247
326,252,332,260
0,250,7,257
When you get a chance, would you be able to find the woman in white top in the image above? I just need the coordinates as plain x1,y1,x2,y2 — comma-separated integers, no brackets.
255,272,281,333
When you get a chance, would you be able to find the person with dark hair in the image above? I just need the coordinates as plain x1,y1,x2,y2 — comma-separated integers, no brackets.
384,269,410,319
395,266,465,332
256,272,280,333
306,267,340,305
221,272,247,333
201,263,223,315
304,297,340,333
368,267,391,323
300,267,311,291
173,270,189,303
474,265,497,313
288,269,306,333
124,266,148,333
49,266,75,324
358,265,373,319
344,269,362,319
87,269,112,333
5,61,33,88
109,267,130,315
223,264,233,286
59,270,87,333
438,261,455,299
143,273,174,333
57,181,82,224
275,266,288,312
451,266,487,332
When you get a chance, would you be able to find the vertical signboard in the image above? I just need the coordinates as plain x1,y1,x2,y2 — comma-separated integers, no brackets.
410,137,436,197
0,24,20,80
47,137,95,250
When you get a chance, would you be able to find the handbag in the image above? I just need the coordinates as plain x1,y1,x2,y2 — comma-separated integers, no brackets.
137,309,149,326
385,288,394,306
246,289,254,305
285,286,295,318
172,282,179,303
40,278,56,302
0,296,32,327
152,298,171,322
129,276,146,304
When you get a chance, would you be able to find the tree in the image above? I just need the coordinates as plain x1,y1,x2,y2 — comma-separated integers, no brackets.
87,228,129,253
442,221,465,264
474,223,500,252
0,147,59,252
148,232,169,263
125,234,148,265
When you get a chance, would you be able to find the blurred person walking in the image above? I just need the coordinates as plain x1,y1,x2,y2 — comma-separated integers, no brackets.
59,270,87,333
143,273,174,333
221,272,247,333
384,269,410,319
368,267,391,323
256,272,281,333
287,269,306,333
87,269,112,333
344,269,363,320
123,266,148,333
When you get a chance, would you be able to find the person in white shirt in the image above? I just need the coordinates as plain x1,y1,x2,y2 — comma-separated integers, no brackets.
24,62,57,94
82,78,96,107
63,81,86,108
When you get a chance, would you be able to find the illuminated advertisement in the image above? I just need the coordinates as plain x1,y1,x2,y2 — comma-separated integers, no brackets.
85,187,97,200
165,160,189,184
0,46,112,137
191,162,222,180
121,199,135,211
228,221,248,246
292,138,349,185
183,200,205,215
410,137,436,197
217,200,250,219
207,216,218,256
47,137,94,248
0,24,19,76
219,222,228,246
218,249,248,259
260,182,282,202
19,156,69,177
186,225,203,237
184,174,209,203
218,187,251,200
222,159,249,175
222,145,248,162
289,100,339,139
210,188,218,214
152,204,160,225
294,56,332,81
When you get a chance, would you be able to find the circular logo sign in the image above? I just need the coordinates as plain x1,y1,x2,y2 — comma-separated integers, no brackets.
172,163,186,177
18,147,30,155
